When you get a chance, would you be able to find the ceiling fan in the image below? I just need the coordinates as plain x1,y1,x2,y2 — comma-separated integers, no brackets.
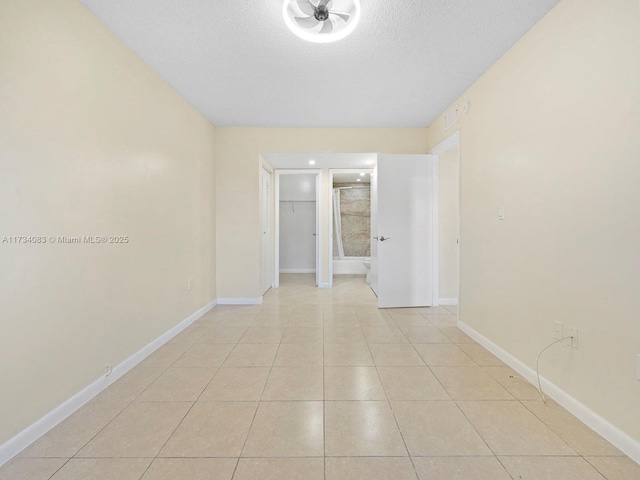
294,0,352,34
283,0,361,43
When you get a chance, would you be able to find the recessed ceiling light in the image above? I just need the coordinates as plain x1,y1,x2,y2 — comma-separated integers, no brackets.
360,172,365,176
366,160,374,165
308,160,316,165
283,0,361,44
357,178,361,182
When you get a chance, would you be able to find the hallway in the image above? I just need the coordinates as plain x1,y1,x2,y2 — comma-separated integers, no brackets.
2,275,636,479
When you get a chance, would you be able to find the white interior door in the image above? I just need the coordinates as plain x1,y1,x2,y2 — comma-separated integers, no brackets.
375,154,436,308
260,168,272,295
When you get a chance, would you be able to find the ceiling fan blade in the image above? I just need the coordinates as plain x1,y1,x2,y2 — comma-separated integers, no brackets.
295,16,321,29
320,18,334,34
317,0,333,8
296,0,316,16
329,11,350,22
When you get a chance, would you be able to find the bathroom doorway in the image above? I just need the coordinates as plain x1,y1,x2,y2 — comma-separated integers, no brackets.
329,169,374,284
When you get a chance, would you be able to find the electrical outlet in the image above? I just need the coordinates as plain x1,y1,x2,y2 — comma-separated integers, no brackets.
554,321,563,340
636,354,640,381
104,363,112,377
188,279,193,291
564,325,578,349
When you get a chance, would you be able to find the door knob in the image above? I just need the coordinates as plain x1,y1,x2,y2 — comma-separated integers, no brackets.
372,236,379,240
379,236,390,242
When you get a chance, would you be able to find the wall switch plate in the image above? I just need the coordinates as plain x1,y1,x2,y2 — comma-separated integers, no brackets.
564,325,578,349
554,321,563,340
188,279,193,291
498,206,505,220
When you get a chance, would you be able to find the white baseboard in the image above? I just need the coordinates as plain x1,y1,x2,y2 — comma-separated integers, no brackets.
458,320,640,465
0,299,217,468
216,297,263,305
280,269,316,274
439,298,458,305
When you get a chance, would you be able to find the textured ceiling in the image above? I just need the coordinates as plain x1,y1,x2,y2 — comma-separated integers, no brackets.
79,0,560,127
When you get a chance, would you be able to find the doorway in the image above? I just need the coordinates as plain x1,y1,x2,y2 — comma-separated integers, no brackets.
260,166,272,295
274,170,321,287
329,169,374,285
429,131,461,308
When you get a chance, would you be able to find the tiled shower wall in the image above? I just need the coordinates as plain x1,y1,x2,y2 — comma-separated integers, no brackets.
336,183,371,257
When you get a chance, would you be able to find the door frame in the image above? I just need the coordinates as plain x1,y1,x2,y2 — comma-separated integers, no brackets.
259,165,274,295
274,169,322,288
429,130,461,308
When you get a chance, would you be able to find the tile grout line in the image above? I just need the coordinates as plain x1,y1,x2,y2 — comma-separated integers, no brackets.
511,386,580,458
417,322,515,479
582,456,613,480
45,458,72,480
32,333,212,479
385,309,512,479
417,342,514,476
452,399,514,478
233,322,284,472
51,341,188,469
360,314,419,479
136,312,244,480
228,303,283,480
322,309,327,480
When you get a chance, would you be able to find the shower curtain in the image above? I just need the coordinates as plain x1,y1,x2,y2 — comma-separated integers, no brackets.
332,189,345,258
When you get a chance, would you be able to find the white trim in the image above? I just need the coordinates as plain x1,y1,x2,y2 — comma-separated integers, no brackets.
318,282,331,288
259,158,274,174
315,174,321,287
431,154,440,307
217,297,263,305
259,165,273,295
274,173,281,288
439,298,459,305
0,299,217,467
429,131,461,316
280,269,316,273
458,320,640,465
429,130,461,156
263,152,376,170
328,169,334,286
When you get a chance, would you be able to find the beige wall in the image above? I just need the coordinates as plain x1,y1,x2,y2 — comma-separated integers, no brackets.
427,0,640,444
0,0,216,445
437,147,460,300
215,128,428,298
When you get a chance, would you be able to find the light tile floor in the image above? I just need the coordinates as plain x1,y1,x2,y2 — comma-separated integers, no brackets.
2,275,638,480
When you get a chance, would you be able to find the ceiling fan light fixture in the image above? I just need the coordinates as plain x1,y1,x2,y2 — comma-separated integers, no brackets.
283,0,361,44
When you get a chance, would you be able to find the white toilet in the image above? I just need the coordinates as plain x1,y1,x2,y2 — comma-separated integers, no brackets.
363,260,371,283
